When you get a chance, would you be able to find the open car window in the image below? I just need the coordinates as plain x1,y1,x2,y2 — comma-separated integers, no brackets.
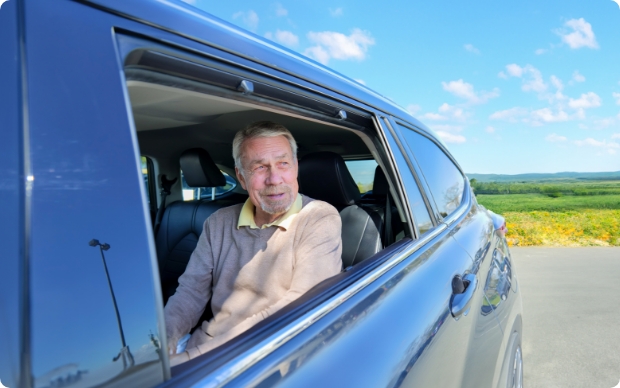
121,40,419,374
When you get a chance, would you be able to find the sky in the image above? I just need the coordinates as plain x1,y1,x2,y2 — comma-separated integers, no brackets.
181,0,620,175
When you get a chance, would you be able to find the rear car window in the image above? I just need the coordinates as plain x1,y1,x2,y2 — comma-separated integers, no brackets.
345,160,378,193
397,125,465,218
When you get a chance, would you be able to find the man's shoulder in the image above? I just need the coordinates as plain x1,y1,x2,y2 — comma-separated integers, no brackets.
300,195,339,218
205,202,244,224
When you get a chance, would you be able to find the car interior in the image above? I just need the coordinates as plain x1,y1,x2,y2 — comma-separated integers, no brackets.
126,72,414,356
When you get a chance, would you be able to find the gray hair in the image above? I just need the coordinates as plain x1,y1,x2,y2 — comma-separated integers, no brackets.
232,121,298,171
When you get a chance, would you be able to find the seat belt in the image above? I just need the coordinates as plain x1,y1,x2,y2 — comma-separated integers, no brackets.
153,175,177,237
384,193,393,246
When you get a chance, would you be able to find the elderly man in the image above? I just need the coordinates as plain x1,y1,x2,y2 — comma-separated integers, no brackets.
164,121,343,362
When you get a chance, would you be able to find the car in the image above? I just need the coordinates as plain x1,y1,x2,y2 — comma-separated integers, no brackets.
0,1,523,387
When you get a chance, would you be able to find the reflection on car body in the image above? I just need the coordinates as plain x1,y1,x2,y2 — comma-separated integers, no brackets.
0,1,523,387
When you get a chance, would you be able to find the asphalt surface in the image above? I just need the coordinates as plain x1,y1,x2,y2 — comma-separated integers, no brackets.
511,247,620,388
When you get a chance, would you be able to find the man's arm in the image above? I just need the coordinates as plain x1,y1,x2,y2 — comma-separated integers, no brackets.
164,219,215,351
190,203,342,355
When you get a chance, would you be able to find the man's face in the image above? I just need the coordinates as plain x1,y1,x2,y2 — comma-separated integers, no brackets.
236,135,298,220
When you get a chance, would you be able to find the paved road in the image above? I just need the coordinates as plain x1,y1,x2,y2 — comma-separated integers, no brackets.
511,247,620,388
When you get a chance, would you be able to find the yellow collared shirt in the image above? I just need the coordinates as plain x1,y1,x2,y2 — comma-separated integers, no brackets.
237,193,303,230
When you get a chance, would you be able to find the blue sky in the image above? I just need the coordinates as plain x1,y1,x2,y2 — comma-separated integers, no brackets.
182,0,620,174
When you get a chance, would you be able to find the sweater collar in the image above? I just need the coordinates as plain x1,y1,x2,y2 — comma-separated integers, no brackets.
237,193,302,230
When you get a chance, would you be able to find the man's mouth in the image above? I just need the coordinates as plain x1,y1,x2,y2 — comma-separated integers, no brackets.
265,193,285,200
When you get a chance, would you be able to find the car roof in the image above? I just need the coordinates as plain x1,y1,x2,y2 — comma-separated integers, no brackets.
84,0,439,142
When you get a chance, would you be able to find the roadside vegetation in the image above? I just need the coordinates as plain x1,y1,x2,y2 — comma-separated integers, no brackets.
473,179,620,247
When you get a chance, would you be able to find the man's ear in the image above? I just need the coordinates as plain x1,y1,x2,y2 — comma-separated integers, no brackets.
235,167,247,190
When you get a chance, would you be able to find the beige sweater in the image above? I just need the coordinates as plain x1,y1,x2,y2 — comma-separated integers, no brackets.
164,195,342,361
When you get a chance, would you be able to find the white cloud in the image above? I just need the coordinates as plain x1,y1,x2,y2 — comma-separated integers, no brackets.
438,103,469,121
274,3,288,16
265,30,299,47
506,64,524,77
329,7,343,17
611,133,620,140
535,48,548,55
573,137,620,154
568,92,602,110
305,29,375,65
573,71,586,83
441,79,499,105
464,44,480,54
613,92,620,105
435,131,466,144
406,104,421,115
354,79,366,85
233,10,259,31
489,107,528,122
531,108,569,123
557,18,599,49
421,103,469,122
546,133,568,142
593,118,615,129
522,68,546,93
498,71,508,79
486,126,496,134
550,75,564,91
304,46,330,64
502,64,547,94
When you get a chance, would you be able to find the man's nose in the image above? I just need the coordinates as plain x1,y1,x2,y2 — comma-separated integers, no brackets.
265,166,284,185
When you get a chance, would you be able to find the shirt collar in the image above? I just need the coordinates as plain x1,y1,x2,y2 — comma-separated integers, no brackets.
237,193,302,230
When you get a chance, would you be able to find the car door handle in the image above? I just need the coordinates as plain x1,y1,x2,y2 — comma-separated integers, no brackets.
450,273,478,319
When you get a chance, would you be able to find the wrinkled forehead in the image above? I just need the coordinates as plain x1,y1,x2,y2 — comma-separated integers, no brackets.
241,135,293,164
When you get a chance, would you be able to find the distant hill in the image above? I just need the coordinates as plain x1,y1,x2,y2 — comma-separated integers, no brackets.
467,171,620,182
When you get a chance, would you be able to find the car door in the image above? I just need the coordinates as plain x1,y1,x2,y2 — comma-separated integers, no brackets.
197,115,480,388
15,2,168,387
0,2,23,387
390,119,507,387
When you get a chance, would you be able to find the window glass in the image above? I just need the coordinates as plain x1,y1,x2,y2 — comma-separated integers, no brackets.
398,126,465,219
381,124,434,236
27,10,166,386
345,160,378,193
181,170,237,201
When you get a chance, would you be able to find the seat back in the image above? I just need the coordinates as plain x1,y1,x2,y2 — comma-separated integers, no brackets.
157,148,242,303
298,152,382,268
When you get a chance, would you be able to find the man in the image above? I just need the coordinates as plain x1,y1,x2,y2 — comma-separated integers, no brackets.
164,121,343,363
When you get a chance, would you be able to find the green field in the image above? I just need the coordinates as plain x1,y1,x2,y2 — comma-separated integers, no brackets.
476,193,620,213
473,180,620,247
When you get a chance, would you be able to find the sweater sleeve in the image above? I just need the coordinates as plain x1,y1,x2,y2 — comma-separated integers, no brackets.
191,203,342,355
164,218,215,352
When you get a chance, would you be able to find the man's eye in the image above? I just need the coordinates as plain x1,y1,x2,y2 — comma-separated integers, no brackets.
255,165,265,171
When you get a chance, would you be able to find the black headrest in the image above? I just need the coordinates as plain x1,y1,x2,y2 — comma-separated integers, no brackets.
372,166,389,196
298,152,360,207
180,148,226,188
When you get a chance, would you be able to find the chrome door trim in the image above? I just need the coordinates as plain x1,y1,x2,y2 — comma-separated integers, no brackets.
372,115,416,238
381,117,439,227
190,224,448,387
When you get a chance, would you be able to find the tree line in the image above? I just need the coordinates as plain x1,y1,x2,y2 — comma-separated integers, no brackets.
469,179,620,197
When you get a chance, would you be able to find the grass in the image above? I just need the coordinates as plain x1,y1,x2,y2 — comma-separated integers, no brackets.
476,193,620,213
475,182,620,247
